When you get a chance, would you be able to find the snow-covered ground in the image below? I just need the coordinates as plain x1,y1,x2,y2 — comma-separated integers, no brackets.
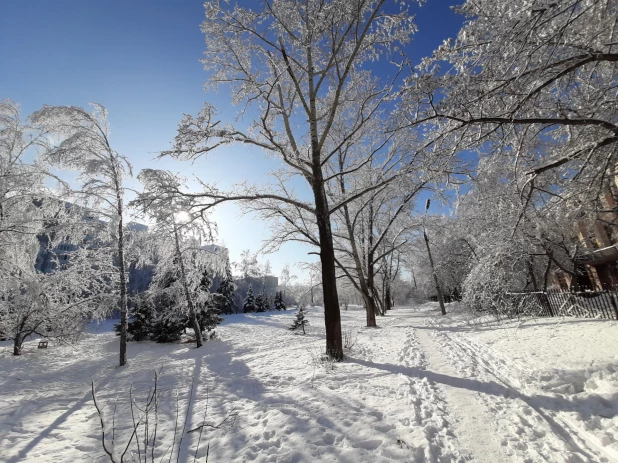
1,303,617,462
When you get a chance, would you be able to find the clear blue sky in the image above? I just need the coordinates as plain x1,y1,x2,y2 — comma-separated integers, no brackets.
0,0,465,281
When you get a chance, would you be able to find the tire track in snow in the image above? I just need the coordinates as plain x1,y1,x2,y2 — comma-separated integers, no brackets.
425,318,607,463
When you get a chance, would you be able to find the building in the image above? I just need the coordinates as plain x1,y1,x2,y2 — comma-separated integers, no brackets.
553,192,618,290
34,202,153,295
201,243,229,259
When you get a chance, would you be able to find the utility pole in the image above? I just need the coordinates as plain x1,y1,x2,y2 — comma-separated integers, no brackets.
424,199,446,316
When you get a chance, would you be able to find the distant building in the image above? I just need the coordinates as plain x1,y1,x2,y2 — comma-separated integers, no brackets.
35,205,100,274
34,201,153,296
201,243,229,259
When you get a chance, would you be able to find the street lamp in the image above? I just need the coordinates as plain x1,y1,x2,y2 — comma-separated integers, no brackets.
423,199,446,316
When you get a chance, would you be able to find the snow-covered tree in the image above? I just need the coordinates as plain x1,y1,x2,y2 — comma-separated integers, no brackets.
122,294,155,342
407,0,618,225
0,100,48,253
289,304,309,335
255,292,270,313
243,284,257,314
279,264,296,304
332,166,427,325
132,169,221,348
260,260,272,292
1,209,112,355
196,269,223,336
236,249,259,279
274,291,287,311
215,257,237,314
161,0,418,360
31,103,133,366
0,101,112,355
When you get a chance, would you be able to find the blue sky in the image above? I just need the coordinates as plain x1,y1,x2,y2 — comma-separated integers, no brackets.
1,0,465,281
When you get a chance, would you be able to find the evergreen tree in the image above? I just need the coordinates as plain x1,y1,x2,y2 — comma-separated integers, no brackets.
255,292,270,313
274,291,287,311
151,310,186,343
121,295,155,342
289,304,309,334
273,291,281,311
243,284,257,313
197,299,222,334
216,257,237,314
150,284,186,343
196,270,223,334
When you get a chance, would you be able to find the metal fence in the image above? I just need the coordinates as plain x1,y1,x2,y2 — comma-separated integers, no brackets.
511,289,618,320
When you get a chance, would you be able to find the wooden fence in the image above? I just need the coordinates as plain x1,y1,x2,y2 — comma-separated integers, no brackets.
510,288,618,320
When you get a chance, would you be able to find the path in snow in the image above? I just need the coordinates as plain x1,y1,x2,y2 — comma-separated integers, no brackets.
1,305,616,462
409,323,509,463
399,307,616,463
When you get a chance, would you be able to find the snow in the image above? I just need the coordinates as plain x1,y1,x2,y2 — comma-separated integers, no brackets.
1,303,617,462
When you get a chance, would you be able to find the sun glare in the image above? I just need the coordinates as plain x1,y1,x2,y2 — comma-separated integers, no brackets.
174,210,191,224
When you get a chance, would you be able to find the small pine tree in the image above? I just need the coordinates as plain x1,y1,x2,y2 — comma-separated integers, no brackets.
216,258,237,314
151,311,186,343
115,298,147,341
147,266,187,343
126,296,155,341
197,300,223,335
255,292,269,313
196,271,223,335
243,284,257,313
274,291,287,311
289,304,309,334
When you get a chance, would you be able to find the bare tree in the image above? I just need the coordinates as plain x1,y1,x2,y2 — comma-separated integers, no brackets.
161,0,417,359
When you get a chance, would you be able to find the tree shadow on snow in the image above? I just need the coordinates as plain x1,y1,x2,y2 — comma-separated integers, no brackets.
346,356,618,418
346,356,617,460
4,368,119,463
172,340,267,402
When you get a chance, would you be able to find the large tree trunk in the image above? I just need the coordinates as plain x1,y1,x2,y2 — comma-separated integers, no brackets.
13,334,22,356
384,256,393,311
359,291,378,326
366,202,379,324
314,204,343,359
385,281,392,312
306,52,343,359
311,170,343,359
374,294,385,317
362,242,378,326
365,266,378,324
117,199,129,366
12,316,28,356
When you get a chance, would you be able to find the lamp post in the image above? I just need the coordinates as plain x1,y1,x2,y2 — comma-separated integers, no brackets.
423,199,446,316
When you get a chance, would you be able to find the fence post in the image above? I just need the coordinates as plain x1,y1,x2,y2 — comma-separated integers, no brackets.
609,291,618,320
542,291,554,317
